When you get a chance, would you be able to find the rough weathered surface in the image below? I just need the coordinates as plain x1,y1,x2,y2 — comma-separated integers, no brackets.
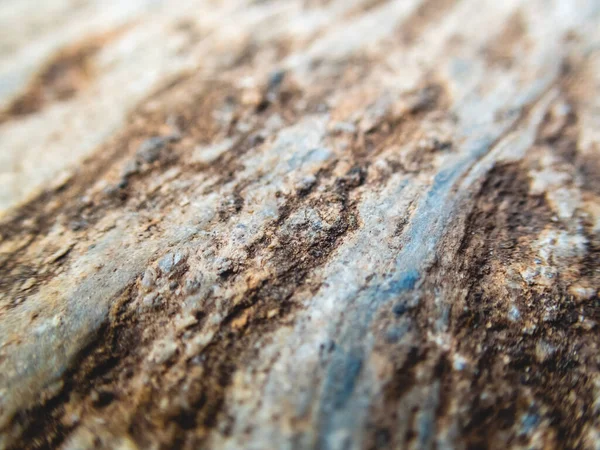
0,0,599,449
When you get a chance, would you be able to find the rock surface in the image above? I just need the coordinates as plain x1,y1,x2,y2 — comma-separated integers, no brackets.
0,0,599,449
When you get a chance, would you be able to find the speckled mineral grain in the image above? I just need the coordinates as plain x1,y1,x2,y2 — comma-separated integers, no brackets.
0,0,599,449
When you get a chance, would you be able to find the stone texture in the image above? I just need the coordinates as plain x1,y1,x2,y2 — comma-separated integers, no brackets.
0,0,599,449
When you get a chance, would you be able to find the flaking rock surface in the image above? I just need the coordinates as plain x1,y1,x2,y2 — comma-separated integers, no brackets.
0,0,599,449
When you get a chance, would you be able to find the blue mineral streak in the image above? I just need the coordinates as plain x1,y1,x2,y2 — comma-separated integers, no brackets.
316,119,538,450
316,147,481,449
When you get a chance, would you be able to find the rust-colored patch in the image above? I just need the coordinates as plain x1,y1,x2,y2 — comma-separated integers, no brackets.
0,28,127,123
1,46,97,120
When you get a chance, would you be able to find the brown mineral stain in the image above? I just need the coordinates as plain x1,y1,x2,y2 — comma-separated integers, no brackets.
0,27,128,124
397,0,458,44
1,46,97,122
578,150,600,196
483,11,529,68
230,309,251,329
343,0,390,19
2,3,599,449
